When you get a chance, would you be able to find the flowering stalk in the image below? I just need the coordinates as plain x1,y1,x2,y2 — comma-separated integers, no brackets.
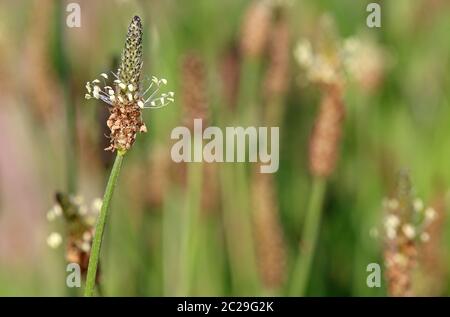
289,177,326,296
217,1,274,294
290,87,345,296
84,152,123,296
382,171,435,296
178,53,208,295
263,8,290,126
83,16,174,296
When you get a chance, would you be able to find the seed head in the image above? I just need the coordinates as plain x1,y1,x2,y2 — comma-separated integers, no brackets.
309,87,345,177
118,16,143,87
85,16,175,153
382,172,436,296
240,0,272,58
219,44,241,112
264,15,290,96
181,53,209,129
251,172,286,289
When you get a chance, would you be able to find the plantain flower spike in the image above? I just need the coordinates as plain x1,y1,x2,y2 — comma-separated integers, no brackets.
85,16,174,153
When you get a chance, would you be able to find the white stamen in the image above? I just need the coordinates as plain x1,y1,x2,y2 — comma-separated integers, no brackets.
425,207,436,222
47,232,62,249
93,86,100,99
80,242,91,252
402,224,416,239
53,205,62,216
85,82,92,93
92,198,103,212
384,214,400,230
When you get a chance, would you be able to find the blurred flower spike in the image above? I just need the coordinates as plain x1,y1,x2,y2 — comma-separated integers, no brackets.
382,171,436,296
293,15,344,87
84,16,174,153
47,193,103,280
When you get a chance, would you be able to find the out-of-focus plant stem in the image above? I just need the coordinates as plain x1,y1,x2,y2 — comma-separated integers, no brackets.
53,1,77,194
265,95,285,127
219,56,262,295
178,162,203,295
84,152,125,296
290,177,326,296
238,59,261,124
220,163,260,294
52,2,77,297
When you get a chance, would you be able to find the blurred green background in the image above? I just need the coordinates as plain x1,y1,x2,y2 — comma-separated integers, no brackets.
0,0,449,296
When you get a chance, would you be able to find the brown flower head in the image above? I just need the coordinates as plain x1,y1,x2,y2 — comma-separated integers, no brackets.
264,13,290,97
181,53,209,129
309,87,345,177
240,0,273,58
85,16,174,153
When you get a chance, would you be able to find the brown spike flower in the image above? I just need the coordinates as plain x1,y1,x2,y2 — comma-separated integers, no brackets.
251,171,286,290
240,0,272,58
118,16,143,87
85,16,174,153
264,12,290,97
24,0,59,122
308,86,345,177
181,53,209,129
219,44,241,112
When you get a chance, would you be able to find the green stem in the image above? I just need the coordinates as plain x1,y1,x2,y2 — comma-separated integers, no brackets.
219,163,260,295
289,177,326,296
179,162,203,295
84,152,125,296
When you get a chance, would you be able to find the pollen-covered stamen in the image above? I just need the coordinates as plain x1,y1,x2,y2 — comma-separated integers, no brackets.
138,76,174,108
142,91,175,109
85,78,115,105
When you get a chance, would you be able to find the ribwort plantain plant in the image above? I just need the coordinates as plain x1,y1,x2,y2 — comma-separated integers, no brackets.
290,17,346,295
83,15,174,296
382,171,436,296
47,194,102,287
